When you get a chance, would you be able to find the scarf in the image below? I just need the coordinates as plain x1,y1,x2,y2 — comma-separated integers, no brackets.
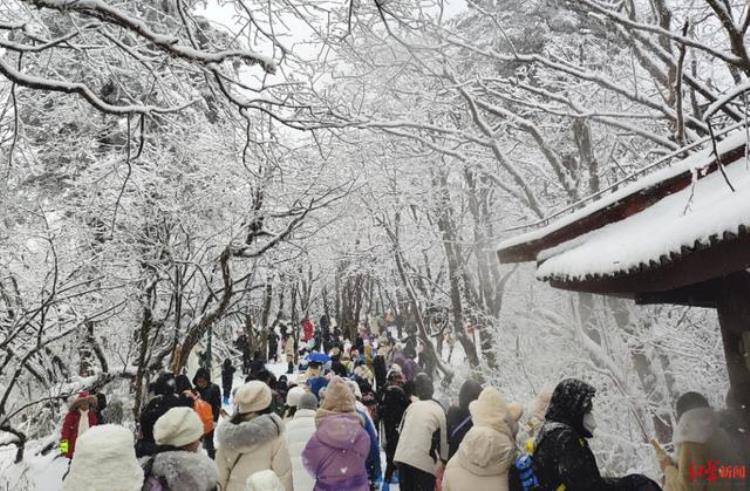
78,409,90,437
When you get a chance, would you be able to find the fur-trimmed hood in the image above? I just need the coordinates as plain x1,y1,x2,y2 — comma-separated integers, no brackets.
216,413,283,453
151,451,218,491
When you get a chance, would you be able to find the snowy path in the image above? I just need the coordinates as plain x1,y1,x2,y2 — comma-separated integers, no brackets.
2,362,400,490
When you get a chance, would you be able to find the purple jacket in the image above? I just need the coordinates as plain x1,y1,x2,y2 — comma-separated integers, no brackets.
302,414,370,491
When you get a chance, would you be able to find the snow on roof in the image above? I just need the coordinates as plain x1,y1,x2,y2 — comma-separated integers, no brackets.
497,130,749,252
536,154,750,281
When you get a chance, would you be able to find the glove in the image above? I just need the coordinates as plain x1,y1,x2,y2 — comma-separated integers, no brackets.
59,439,69,455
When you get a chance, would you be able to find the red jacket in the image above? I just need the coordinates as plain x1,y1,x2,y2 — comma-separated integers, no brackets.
302,319,314,342
60,410,98,458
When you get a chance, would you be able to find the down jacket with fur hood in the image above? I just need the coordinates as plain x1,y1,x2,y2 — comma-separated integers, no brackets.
215,413,293,491
148,450,218,491
442,387,522,491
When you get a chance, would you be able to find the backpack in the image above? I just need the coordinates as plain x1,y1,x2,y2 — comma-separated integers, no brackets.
193,399,214,434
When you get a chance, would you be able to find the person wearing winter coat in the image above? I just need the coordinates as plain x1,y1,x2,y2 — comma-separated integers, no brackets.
380,369,410,484
302,318,315,343
193,367,222,458
222,359,237,404
373,347,388,391
533,378,661,491
268,330,280,363
394,373,448,491
302,377,371,491
284,335,296,374
143,407,219,491
346,380,384,486
60,390,98,459
136,373,193,457
661,392,744,491
442,387,523,491
215,381,293,491
446,379,483,459
285,392,318,491
62,425,144,491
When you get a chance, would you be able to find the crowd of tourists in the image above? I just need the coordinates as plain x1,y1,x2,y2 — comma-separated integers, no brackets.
57,315,747,490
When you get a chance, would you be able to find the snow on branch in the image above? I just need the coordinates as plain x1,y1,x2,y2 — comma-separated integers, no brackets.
0,56,197,115
704,81,750,121
24,0,277,73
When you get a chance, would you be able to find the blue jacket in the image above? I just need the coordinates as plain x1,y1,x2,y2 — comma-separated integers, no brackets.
356,407,382,482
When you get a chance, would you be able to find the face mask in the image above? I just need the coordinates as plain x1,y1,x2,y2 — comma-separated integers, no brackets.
583,412,597,435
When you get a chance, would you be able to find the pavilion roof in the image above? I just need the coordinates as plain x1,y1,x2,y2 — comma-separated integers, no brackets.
497,129,750,296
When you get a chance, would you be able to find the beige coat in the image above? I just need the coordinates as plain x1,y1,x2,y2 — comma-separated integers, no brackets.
664,408,743,491
442,387,522,491
394,399,448,475
215,414,293,491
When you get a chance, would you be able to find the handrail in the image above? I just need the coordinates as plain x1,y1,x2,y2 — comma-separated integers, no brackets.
500,120,748,236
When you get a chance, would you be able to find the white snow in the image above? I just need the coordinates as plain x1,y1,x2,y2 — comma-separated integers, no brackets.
536,154,750,281
497,130,748,252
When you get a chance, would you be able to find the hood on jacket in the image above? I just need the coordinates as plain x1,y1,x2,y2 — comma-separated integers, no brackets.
470,387,522,436
454,426,516,477
458,380,483,411
545,378,595,438
193,367,211,385
314,413,366,452
216,413,283,453
151,450,218,491
151,373,177,396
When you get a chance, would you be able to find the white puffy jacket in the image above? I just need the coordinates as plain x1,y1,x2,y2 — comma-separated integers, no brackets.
284,408,316,491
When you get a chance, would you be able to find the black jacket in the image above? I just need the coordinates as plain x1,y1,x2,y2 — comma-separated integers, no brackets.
533,379,621,491
446,380,483,459
193,368,222,422
137,394,193,457
221,363,235,390
379,384,410,437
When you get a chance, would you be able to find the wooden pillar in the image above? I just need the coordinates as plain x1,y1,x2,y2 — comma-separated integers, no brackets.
716,272,750,434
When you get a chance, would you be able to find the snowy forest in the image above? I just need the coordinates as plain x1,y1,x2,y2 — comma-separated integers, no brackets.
0,0,749,489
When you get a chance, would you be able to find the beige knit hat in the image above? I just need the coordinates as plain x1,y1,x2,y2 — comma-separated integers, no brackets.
235,381,273,414
319,377,355,413
154,407,203,448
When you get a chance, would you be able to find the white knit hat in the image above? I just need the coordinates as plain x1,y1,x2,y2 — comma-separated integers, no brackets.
286,386,306,407
154,407,203,448
62,425,144,491
235,381,273,414
245,470,285,491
